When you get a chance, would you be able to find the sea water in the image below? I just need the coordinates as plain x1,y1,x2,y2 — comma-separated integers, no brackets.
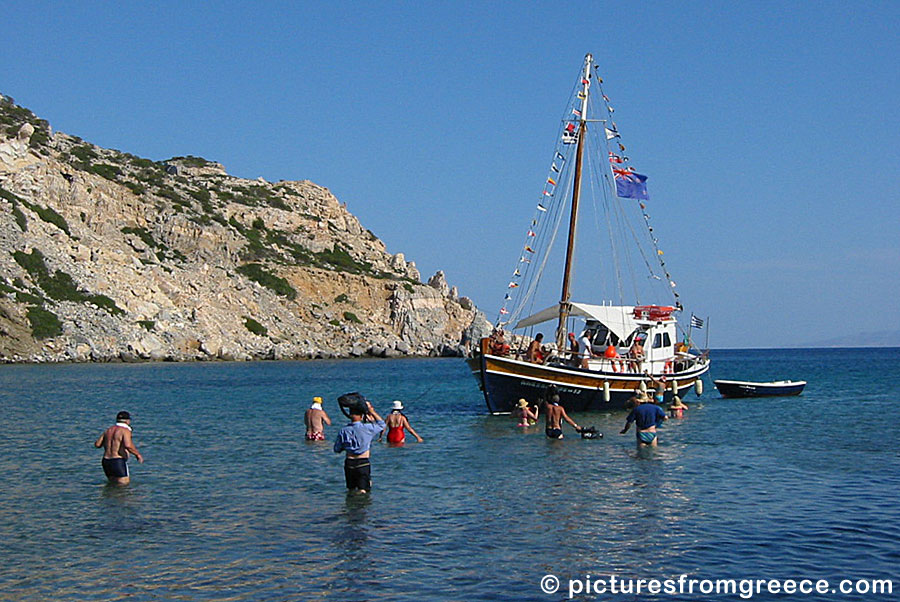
0,349,897,601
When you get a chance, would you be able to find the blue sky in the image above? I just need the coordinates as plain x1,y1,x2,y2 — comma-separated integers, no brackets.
3,1,898,348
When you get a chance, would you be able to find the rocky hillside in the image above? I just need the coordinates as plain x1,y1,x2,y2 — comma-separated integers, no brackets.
0,94,490,362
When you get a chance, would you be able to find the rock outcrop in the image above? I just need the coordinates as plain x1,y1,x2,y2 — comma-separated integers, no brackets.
0,94,491,363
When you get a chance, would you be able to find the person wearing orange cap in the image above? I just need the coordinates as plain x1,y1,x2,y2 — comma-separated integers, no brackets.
304,396,331,441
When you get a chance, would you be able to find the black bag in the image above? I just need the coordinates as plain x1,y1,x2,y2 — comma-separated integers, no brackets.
337,392,369,419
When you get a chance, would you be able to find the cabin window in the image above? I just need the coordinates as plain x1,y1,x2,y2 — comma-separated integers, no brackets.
652,333,672,349
591,326,620,347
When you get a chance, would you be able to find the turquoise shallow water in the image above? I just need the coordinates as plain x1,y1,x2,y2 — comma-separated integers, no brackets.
0,349,898,601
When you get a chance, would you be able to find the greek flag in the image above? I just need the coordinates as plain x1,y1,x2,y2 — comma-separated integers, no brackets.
690,314,704,329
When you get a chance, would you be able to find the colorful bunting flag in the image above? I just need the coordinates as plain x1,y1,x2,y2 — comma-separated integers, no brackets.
609,152,624,164
605,127,619,140
524,246,535,253
551,163,560,173
547,177,557,186
537,204,547,211
499,308,509,315
508,282,519,289
565,123,576,133
572,108,581,117
527,230,536,237
555,152,565,161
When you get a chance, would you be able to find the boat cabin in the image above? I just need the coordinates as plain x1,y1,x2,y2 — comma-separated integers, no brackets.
584,307,677,375
515,302,681,375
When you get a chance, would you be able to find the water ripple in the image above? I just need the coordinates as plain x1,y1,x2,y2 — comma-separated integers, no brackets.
0,351,898,600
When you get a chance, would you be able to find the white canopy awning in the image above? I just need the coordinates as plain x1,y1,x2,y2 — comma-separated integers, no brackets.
513,302,639,342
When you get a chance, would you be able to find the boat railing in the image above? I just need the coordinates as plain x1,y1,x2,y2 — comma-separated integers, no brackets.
478,337,708,375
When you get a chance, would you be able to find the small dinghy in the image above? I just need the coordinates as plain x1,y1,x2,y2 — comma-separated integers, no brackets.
714,379,806,398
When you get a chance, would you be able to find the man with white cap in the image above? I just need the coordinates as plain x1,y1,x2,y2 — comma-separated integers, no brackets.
304,396,331,441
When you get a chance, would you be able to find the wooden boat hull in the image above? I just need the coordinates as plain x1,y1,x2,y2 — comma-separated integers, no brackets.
467,351,710,413
714,380,806,398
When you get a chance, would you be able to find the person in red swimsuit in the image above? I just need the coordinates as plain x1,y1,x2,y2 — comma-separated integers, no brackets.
381,400,423,445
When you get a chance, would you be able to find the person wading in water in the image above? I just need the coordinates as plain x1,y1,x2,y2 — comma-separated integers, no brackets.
94,411,143,485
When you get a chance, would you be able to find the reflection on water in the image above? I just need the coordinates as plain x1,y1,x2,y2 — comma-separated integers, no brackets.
0,351,898,600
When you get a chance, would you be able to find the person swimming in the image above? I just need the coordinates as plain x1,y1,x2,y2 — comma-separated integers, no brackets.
382,400,423,444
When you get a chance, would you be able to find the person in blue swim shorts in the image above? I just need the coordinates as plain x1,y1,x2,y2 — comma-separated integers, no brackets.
620,394,666,447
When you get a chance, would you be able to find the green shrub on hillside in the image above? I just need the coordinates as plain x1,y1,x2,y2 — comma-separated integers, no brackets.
26,305,63,339
28,203,70,235
169,155,212,167
12,248,123,314
1,186,70,235
89,163,122,181
313,246,372,274
15,290,44,305
124,181,146,196
243,316,268,337
121,226,166,250
70,144,98,164
0,97,52,151
236,263,297,299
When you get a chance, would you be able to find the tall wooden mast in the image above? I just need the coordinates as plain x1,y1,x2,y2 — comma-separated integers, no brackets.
555,53,593,352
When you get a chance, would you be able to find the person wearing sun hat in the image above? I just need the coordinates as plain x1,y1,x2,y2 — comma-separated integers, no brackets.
304,396,331,441
668,395,688,419
514,398,539,427
380,400,424,445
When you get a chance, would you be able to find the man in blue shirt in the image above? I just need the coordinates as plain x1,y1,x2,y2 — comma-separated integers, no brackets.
333,400,385,494
620,394,666,446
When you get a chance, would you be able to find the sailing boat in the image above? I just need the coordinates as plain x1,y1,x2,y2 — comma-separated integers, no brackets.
467,53,710,413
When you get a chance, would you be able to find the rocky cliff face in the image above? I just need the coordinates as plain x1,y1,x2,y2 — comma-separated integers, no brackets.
0,95,491,362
